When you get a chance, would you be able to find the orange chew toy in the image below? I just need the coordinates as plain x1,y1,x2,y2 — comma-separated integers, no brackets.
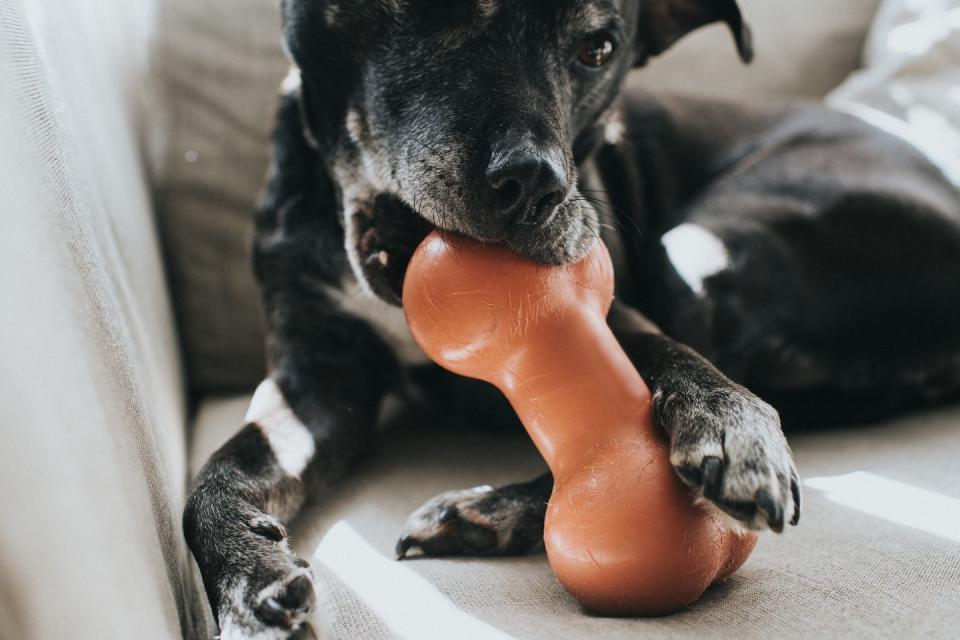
403,231,757,616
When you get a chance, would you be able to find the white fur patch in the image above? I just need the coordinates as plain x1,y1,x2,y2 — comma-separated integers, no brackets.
604,113,626,145
324,3,340,26
281,66,301,95
574,3,610,30
661,223,731,296
345,109,364,145
325,277,429,366
218,578,288,640
477,0,499,19
245,379,316,478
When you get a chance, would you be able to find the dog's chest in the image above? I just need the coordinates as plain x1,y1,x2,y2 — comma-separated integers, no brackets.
326,277,429,366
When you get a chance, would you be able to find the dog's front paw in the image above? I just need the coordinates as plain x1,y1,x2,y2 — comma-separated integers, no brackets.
396,476,550,559
658,383,801,532
187,506,322,639
218,566,318,640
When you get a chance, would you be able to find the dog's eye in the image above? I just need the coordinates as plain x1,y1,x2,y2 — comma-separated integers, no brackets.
577,34,615,68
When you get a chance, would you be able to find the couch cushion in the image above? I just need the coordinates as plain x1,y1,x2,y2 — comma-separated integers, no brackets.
152,0,288,392
154,0,881,394
636,0,882,99
193,395,960,638
0,0,209,637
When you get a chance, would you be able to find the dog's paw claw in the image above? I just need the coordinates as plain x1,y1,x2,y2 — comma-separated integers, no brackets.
790,474,802,526
701,456,724,500
395,534,413,560
755,487,784,533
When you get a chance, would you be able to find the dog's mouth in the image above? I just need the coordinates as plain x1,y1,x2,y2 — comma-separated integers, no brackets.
350,192,598,305
352,194,435,305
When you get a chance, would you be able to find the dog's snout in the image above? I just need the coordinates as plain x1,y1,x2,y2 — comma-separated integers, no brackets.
486,146,568,228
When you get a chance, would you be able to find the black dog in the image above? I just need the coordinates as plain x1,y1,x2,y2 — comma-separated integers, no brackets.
184,1,960,637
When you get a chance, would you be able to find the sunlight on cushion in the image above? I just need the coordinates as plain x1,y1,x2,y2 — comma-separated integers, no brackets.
315,521,518,640
806,471,960,542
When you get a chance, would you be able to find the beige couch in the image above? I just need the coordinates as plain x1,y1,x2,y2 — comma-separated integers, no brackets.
3,0,959,638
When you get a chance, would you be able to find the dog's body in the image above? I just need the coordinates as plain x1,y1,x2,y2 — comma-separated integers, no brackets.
184,1,960,637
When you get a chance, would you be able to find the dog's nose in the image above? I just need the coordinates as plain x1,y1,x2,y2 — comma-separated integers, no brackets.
486,147,568,228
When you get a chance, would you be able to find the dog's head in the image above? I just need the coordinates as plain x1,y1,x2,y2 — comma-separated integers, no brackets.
281,0,750,303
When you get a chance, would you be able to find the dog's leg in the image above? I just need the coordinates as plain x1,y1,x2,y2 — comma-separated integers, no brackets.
609,301,800,531
185,360,394,639
184,91,400,639
184,389,317,639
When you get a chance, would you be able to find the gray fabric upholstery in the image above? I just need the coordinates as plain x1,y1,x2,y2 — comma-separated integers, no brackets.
152,0,288,392
0,0,210,637
153,0,882,394
193,395,960,639
635,0,883,99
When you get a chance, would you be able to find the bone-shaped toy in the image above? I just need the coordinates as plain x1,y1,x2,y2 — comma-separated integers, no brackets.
403,231,756,615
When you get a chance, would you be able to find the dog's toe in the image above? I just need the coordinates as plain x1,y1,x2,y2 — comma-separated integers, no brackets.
254,573,316,629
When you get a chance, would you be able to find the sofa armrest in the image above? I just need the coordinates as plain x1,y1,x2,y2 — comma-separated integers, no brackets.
0,0,208,637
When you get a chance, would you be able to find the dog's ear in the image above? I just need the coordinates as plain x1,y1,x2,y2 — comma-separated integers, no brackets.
296,76,326,150
281,0,354,151
635,0,753,65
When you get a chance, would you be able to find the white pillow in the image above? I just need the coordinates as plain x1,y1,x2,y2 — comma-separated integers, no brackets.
828,0,960,185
